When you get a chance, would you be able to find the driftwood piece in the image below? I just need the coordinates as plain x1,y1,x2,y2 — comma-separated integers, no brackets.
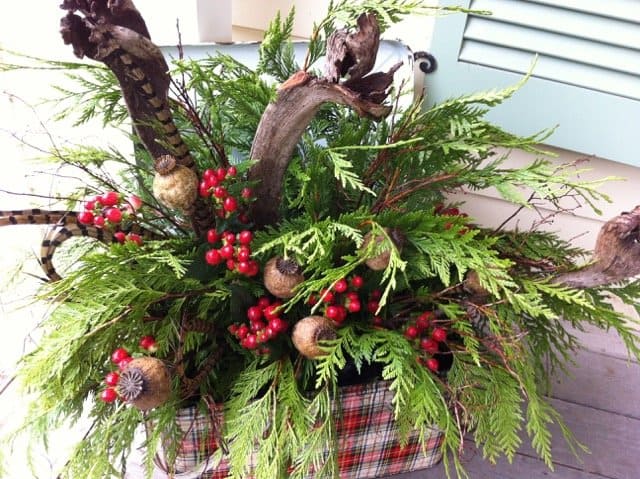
553,206,640,288
248,14,399,228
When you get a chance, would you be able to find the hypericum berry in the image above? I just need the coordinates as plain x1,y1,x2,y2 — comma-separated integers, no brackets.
426,358,440,372
238,230,253,245
114,231,126,243
242,334,258,350
118,357,133,370
367,300,380,314
247,260,260,277
269,317,287,334
237,247,251,262
237,261,251,275
237,324,249,339
139,335,157,352
78,211,94,225
219,244,235,260
101,191,120,207
257,296,271,309
111,348,130,364
199,180,211,198
223,196,238,213
213,186,228,199
105,371,120,387
226,259,236,270
203,169,216,182
84,199,97,211
263,303,282,320
227,166,238,177
93,216,106,228
320,289,334,304
223,231,236,245
247,306,263,322
100,387,118,403
127,233,143,246
206,229,219,244
241,187,253,199
215,167,227,181
404,325,419,340
420,338,439,354
205,249,222,266
370,289,382,300
105,207,123,223
350,275,364,289
416,312,432,331
325,305,341,320
347,299,361,313
127,195,142,211
333,278,348,293
432,327,447,343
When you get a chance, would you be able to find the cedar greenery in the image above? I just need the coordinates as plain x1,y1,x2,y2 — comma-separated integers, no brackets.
3,2,640,479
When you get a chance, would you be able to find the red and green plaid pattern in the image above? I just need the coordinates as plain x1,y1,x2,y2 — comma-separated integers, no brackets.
170,380,443,478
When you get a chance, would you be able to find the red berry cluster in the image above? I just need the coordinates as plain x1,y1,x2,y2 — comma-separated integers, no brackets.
308,275,381,325
99,335,157,403
204,229,260,276
78,192,144,245
403,311,448,373
434,203,469,234
199,166,253,222
228,297,289,354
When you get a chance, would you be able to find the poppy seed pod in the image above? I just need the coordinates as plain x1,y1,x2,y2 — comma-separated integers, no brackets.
291,315,337,359
362,227,405,271
263,256,305,298
152,155,199,213
117,357,171,411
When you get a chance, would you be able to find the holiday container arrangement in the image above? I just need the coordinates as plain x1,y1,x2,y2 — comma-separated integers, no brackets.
2,1,640,478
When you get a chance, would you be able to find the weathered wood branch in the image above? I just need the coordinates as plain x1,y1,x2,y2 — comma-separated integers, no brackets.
248,13,399,228
553,206,640,288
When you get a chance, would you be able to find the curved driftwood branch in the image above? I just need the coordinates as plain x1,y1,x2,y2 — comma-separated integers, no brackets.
553,206,640,288
248,13,399,228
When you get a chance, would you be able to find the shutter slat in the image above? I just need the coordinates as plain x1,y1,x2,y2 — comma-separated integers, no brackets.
522,0,640,23
459,41,640,101
463,0,640,99
471,0,640,49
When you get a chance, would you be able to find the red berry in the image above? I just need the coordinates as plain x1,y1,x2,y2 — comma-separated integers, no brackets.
203,168,216,181
325,305,341,320
237,261,251,275
105,208,122,223
416,312,432,331
101,191,120,207
139,335,157,351
350,275,364,289
426,358,440,372
263,326,275,340
84,199,96,211
370,289,382,300
247,260,260,277
367,300,380,314
238,213,250,224
237,324,249,339
127,233,143,246
111,348,129,364
78,211,94,225
104,371,120,386
93,216,106,228
238,230,253,245
333,278,348,293
206,229,219,244
442,207,460,216
372,316,383,326
219,244,235,260
432,327,447,343
205,249,222,265
226,259,236,270
257,296,271,309
242,334,258,350
228,324,239,335
347,299,361,313
213,186,228,199
241,187,253,199
404,325,419,339
333,305,347,322
269,317,287,334
100,387,118,403
114,231,126,243
247,306,263,322
420,338,439,355
223,196,238,213
215,167,227,181
227,166,238,177
118,357,133,370
127,195,142,211
223,231,236,245
320,289,334,304
237,247,251,262
250,320,266,332
263,303,282,320
307,294,318,306
199,181,211,198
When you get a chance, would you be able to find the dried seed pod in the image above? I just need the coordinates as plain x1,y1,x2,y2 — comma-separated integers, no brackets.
291,315,337,359
152,155,199,213
117,357,171,411
362,227,405,271
263,256,304,298
463,269,490,298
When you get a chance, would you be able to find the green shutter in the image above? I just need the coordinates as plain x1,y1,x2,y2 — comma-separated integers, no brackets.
425,0,640,165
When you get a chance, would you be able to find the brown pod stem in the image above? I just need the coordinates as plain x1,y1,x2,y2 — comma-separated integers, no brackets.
291,316,337,359
117,357,171,411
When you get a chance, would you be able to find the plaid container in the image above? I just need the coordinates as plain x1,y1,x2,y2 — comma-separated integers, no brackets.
168,380,443,478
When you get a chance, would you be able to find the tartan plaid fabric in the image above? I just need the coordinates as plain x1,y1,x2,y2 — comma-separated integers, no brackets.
170,380,443,478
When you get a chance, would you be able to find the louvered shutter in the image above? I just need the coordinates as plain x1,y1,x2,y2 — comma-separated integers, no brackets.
425,0,640,165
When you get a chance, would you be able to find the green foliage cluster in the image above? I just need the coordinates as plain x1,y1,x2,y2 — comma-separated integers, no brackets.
3,2,640,479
